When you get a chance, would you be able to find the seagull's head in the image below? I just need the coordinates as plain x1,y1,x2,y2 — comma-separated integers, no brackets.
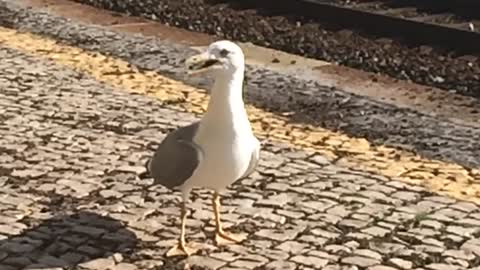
185,40,245,77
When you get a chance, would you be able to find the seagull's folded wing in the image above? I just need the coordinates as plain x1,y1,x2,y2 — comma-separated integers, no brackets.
148,122,203,189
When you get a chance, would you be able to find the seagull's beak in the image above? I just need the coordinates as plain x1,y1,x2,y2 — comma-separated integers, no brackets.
185,51,220,76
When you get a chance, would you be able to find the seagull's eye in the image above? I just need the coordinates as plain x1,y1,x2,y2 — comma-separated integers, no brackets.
219,49,230,57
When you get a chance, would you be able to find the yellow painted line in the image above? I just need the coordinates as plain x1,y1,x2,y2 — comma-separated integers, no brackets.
0,27,479,203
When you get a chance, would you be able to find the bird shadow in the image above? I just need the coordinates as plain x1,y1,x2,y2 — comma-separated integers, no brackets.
0,210,138,269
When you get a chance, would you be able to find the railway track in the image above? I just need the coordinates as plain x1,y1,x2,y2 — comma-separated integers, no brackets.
229,0,480,54
315,0,480,51
332,0,479,30
336,0,478,26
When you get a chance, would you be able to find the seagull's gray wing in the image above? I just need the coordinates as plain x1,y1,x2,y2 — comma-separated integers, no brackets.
239,138,260,180
147,122,203,189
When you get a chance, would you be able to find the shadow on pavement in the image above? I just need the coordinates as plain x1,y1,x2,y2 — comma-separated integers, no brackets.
0,211,138,269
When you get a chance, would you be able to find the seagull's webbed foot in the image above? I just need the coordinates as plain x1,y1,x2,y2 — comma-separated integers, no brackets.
165,201,199,257
212,192,247,246
166,241,198,257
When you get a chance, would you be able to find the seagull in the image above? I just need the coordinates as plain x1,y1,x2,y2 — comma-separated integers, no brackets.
146,40,260,257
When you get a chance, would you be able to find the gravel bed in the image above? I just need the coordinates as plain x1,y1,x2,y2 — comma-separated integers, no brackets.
71,0,480,98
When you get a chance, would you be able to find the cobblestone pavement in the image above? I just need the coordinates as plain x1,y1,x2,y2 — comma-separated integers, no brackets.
0,2,480,270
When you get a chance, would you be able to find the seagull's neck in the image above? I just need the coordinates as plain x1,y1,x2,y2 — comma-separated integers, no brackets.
203,69,248,126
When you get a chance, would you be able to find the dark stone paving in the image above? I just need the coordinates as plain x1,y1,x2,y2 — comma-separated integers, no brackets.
1,41,480,270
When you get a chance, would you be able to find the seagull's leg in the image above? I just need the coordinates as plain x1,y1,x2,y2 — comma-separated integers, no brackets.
166,201,197,257
213,191,247,245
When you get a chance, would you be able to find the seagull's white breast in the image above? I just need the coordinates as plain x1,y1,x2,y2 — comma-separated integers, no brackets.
189,122,254,191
